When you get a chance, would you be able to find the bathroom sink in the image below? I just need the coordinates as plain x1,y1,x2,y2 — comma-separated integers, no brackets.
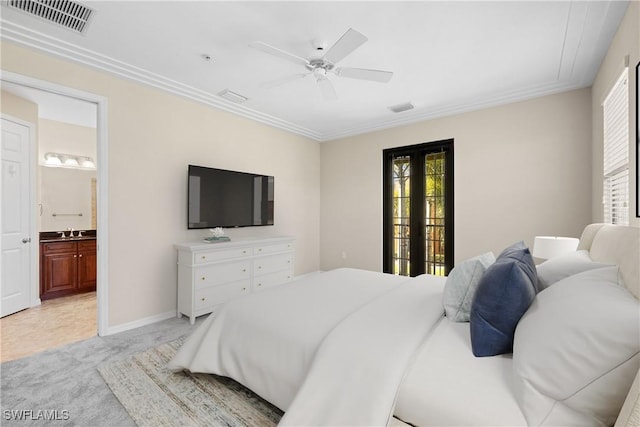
39,231,97,243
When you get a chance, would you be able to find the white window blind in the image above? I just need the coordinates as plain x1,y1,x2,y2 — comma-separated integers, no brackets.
603,68,629,225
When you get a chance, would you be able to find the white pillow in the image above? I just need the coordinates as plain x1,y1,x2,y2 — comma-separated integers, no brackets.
513,266,640,426
536,250,610,290
442,252,495,322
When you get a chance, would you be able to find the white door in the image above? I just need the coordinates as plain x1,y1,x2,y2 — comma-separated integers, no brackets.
1,118,32,317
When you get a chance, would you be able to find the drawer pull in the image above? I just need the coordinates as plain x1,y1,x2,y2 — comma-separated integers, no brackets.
202,255,206,260
258,266,262,269
73,254,77,258
242,287,246,291
201,276,206,281
258,283,262,287
242,250,247,254
201,297,205,301
242,268,246,272
287,260,291,263
258,248,262,252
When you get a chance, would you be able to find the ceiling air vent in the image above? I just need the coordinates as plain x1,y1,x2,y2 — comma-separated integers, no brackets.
217,89,248,104
388,102,415,113
8,0,94,34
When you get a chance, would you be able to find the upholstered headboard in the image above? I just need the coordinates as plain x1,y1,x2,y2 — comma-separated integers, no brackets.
577,223,640,300
576,224,640,427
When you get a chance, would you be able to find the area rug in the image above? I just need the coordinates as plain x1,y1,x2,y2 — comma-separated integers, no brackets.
97,338,283,427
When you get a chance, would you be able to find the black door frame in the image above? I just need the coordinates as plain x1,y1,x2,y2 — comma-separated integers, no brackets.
383,139,454,276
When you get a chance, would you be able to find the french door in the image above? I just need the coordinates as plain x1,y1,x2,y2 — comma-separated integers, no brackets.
383,139,454,277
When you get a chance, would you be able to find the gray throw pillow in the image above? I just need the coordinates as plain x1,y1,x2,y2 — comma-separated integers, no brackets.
442,252,495,322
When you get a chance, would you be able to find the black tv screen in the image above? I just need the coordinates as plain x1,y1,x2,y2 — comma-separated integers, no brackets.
188,165,274,229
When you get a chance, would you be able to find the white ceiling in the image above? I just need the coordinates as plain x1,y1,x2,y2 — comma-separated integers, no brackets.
0,1,629,141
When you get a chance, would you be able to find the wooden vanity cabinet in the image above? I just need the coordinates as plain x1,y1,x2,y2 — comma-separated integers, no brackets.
77,240,97,291
40,239,97,300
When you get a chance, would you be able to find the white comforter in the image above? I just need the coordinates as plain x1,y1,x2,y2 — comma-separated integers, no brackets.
168,268,446,426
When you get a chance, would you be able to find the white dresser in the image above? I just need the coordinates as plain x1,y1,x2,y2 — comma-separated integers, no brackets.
175,236,295,324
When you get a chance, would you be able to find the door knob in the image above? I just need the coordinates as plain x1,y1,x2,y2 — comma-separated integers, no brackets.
22,238,31,244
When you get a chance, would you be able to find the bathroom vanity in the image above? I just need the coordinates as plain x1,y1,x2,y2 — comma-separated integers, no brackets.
39,230,97,300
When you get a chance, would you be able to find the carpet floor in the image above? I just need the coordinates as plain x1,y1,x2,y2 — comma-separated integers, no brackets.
1,316,201,426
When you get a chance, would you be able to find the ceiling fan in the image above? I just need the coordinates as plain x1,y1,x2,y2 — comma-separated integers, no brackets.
249,28,393,100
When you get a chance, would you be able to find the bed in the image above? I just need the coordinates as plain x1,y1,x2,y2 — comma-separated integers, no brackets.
168,224,640,426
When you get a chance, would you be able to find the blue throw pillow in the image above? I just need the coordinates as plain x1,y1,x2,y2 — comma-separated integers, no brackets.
470,242,538,357
496,241,538,291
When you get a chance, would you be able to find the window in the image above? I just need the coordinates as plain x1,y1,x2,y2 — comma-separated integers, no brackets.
603,68,629,225
383,140,454,277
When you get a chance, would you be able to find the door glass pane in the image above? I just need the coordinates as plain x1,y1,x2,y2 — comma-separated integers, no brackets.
392,156,410,275
425,152,446,276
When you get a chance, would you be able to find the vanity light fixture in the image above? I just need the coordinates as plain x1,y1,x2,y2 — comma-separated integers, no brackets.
44,153,62,166
43,152,96,170
64,157,79,167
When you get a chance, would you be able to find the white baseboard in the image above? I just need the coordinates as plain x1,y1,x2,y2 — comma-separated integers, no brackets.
104,310,177,336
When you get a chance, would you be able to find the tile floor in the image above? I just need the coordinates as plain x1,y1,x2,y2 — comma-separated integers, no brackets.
0,292,97,362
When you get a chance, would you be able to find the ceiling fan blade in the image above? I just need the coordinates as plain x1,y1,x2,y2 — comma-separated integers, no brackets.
335,67,393,83
323,28,368,65
317,77,337,100
261,73,309,89
249,41,310,67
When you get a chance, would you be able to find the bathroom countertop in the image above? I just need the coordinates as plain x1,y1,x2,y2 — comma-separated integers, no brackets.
39,236,97,243
39,230,97,243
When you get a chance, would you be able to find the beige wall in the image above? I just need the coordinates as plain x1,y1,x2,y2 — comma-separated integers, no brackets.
1,90,38,123
320,88,593,271
1,41,321,328
591,1,639,227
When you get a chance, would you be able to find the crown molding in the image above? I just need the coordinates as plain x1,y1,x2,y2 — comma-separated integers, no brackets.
320,80,586,142
0,20,324,141
1,0,621,144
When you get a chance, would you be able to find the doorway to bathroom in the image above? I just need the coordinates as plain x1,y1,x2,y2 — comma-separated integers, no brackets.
0,73,108,361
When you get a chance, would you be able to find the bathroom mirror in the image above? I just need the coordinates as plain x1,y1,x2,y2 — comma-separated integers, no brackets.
39,166,96,232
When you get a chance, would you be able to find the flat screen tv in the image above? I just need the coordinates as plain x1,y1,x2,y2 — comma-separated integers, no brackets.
188,165,274,229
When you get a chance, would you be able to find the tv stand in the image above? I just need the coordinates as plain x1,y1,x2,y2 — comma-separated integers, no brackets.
174,236,294,324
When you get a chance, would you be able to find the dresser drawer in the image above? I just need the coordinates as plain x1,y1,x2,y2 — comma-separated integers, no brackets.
254,253,293,275
254,242,294,256
195,260,251,286
254,269,293,292
193,246,253,264
195,280,250,310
